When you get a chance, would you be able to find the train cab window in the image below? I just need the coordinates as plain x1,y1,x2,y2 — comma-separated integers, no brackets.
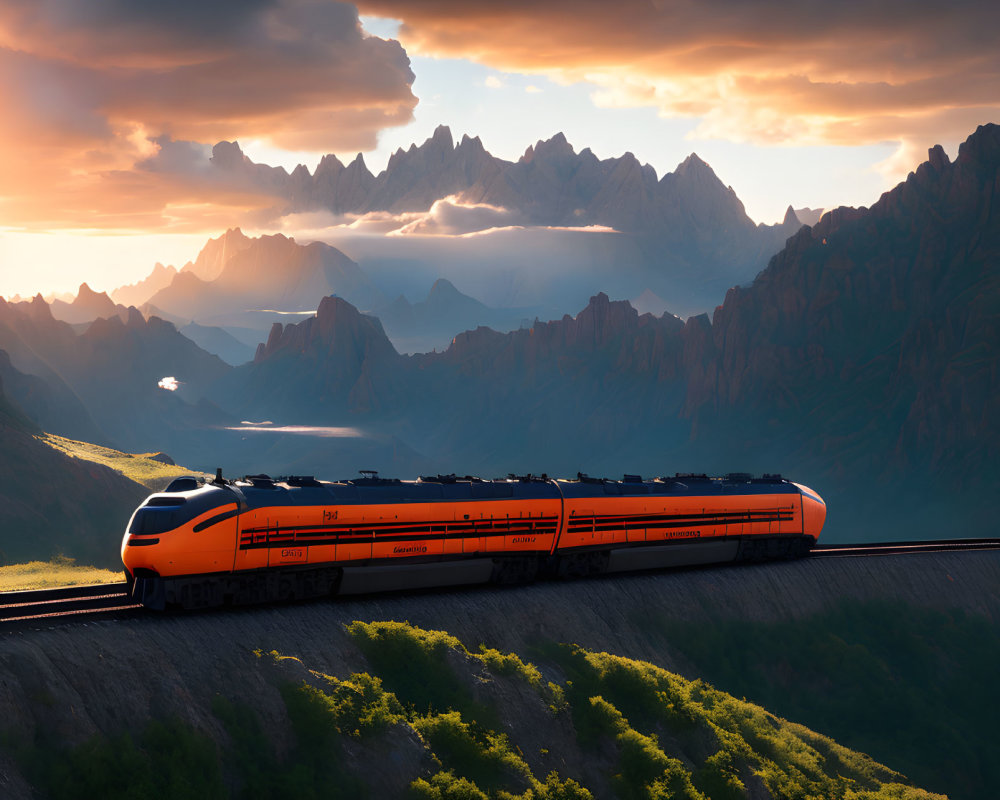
128,507,181,535
128,491,232,535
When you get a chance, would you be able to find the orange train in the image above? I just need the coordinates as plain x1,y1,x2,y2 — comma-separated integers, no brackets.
122,470,827,610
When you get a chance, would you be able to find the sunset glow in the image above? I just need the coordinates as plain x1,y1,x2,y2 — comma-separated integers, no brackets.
0,0,997,298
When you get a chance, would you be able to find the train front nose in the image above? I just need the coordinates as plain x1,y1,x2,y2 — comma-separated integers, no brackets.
794,483,827,541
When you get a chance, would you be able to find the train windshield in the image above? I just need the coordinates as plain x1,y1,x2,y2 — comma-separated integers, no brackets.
128,507,183,535
127,489,237,535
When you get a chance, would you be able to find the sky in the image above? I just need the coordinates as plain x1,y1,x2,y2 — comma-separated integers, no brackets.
0,0,997,299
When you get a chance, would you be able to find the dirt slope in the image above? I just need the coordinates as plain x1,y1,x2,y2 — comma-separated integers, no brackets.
0,551,995,798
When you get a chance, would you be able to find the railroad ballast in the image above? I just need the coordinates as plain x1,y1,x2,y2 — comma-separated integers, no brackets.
121,470,827,610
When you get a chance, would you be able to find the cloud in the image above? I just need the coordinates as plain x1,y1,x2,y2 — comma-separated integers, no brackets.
0,0,416,229
393,196,525,236
357,0,1000,165
226,423,363,437
272,197,525,237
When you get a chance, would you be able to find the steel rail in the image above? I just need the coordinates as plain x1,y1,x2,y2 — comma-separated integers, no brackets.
810,539,1000,557
1,539,998,625
0,582,138,623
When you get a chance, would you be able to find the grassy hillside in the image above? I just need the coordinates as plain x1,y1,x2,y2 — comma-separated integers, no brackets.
0,376,210,570
0,425,146,567
16,621,945,800
641,599,999,800
38,433,208,491
0,558,123,591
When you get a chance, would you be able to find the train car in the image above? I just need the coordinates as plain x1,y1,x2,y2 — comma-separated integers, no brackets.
122,470,826,610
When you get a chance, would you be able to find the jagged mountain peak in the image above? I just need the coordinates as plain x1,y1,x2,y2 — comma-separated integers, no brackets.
531,132,575,160
428,277,461,297
388,126,455,165
125,306,146,329
673,153,718,181
73,282,116,312
347,152,369,171
253,294,399,370
422,278,488,314
926,143,950,172
210,140,248,170
183,227,253,282
29,294,54,321
458,133,485,151
676,152,708,171
806,123,1000,247
956,121,1000,167
315,153,346,176
429,124,454,147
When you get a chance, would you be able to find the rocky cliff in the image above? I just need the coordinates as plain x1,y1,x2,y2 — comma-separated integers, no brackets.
0,552,994,798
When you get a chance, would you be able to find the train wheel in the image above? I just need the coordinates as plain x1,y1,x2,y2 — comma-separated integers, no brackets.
491,557,540,585
556,551,609,579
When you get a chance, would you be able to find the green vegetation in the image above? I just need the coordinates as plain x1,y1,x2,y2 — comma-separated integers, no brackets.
38,433,206,491
0,555,122,590
12,620,948,800
533,642,942,800
19,719,224,800
637,599,1000,800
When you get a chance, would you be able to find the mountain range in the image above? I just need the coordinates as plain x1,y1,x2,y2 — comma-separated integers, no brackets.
0,124,996,554
206,126,806,313
203,124,999,539
98,127,816,355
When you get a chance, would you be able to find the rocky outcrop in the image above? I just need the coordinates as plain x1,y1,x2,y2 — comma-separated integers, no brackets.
238,295,401,417
254,295,398,365
680,124,999,487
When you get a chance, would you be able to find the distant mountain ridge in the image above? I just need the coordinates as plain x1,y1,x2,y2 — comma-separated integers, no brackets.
3,124,996,546
48,283,129,326
202,123,1000,540
0,293,233,452
143,228,385,319
104,127,809,350
214,124,786,234
208,125,802,303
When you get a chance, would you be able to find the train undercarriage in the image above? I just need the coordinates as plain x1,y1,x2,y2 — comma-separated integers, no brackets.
127,534,815,611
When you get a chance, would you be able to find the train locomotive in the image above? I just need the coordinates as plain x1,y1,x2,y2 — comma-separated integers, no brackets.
122,470,827,610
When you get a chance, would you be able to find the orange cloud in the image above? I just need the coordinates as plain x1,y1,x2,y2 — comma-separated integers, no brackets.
0,0,416,230
358,0,1000,159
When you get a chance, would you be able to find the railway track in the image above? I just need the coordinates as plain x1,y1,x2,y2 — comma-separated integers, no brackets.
2,539,998,626
0,582,138,624
810,538,1000,557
